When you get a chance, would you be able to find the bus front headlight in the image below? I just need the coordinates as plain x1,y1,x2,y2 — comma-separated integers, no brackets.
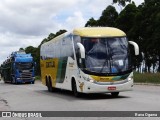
128,77,133,81
83,76,94,83
89,79,94,83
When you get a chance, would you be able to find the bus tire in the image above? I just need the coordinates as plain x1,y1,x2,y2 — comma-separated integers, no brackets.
72,79,79,97
47,79,53,92
111,92,119,97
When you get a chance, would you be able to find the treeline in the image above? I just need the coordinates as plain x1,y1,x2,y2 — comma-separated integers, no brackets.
22,0,160,75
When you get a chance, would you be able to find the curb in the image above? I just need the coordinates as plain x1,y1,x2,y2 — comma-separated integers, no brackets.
134,83,160,86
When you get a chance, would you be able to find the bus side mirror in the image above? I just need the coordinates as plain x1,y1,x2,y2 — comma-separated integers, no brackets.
129,41,139,55
77,43,85,59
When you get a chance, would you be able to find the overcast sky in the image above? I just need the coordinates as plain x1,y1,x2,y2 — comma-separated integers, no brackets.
0,0,144,64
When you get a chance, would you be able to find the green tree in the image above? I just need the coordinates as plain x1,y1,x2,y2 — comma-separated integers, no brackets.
113,0,131,7
25,46,39,75
98,5,118,27
136,0,160,72
19,48,24,51
55,29,67,37
47,33,55,41
85,17,98,27
85,5,118,27
116,3,138,35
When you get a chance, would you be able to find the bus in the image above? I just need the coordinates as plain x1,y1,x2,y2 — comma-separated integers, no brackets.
40,27,139,97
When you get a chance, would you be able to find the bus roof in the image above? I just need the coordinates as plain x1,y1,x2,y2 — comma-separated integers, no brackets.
73,27,126,37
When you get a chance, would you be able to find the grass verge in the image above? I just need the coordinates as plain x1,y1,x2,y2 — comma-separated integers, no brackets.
35,76,41,80
134,72,160,84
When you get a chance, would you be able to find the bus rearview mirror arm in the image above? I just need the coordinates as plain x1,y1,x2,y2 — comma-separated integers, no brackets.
129,41,139,55
77,43,85,59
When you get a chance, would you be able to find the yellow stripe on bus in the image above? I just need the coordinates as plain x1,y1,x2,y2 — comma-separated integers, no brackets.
90,75,114,82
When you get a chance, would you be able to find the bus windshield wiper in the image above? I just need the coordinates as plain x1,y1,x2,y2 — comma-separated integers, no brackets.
100,59,109,73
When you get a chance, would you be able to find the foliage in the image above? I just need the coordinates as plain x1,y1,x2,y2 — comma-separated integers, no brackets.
115,3,138,35
35,76,41,80
85,17,98,27
112,0,131,7
85,5,118,27
98,5,118,27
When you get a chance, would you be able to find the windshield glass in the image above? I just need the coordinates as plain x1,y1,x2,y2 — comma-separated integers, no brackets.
81,37,131,74
15,62,33,70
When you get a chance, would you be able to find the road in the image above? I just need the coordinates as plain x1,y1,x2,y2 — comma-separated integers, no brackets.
0,80,160,120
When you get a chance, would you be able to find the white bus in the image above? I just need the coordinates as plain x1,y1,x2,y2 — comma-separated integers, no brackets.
40,27,139,97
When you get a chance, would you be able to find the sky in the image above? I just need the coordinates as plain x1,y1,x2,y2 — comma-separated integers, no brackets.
0,0,144,64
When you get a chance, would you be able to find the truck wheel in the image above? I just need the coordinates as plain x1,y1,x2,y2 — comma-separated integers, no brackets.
31,81,35,84
11,80,14,84
111,92,119,97
72,80,80,97
15,80,18,85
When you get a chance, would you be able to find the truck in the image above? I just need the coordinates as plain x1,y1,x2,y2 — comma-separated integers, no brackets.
1,51,35,84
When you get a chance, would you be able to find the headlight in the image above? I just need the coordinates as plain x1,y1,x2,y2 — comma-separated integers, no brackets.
89,79,94,83
83,76,94,83
128,77,133,81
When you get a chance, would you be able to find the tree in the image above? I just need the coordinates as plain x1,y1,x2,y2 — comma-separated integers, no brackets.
85,5,118,27
55,29,67,37
19,48,24,51
98,5,118,27
47,33,55,41
113,0,131,7
85,17,98,27
136,0,160,72
116,3,138,35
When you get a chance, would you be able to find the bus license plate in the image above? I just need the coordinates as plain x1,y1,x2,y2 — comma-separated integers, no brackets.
108,86,116,90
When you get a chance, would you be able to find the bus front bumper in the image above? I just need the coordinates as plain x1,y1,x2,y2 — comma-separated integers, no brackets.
81,80,133,93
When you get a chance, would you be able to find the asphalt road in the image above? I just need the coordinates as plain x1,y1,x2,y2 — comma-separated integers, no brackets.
0,80,160,120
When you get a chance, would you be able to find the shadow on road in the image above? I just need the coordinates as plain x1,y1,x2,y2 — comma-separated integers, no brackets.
36,88,130,100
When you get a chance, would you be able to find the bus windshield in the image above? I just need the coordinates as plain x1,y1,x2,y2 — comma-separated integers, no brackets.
81,37,131,74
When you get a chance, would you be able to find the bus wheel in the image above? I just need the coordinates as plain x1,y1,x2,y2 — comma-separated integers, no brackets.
72,80,79,97
111,92,119,97
47,79,53,92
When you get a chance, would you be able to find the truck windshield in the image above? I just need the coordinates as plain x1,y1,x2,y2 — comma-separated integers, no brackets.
15,62,33,70
81,37,131,74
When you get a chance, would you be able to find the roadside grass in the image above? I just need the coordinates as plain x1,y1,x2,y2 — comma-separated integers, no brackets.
35,76,41,80
134,72,160,84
